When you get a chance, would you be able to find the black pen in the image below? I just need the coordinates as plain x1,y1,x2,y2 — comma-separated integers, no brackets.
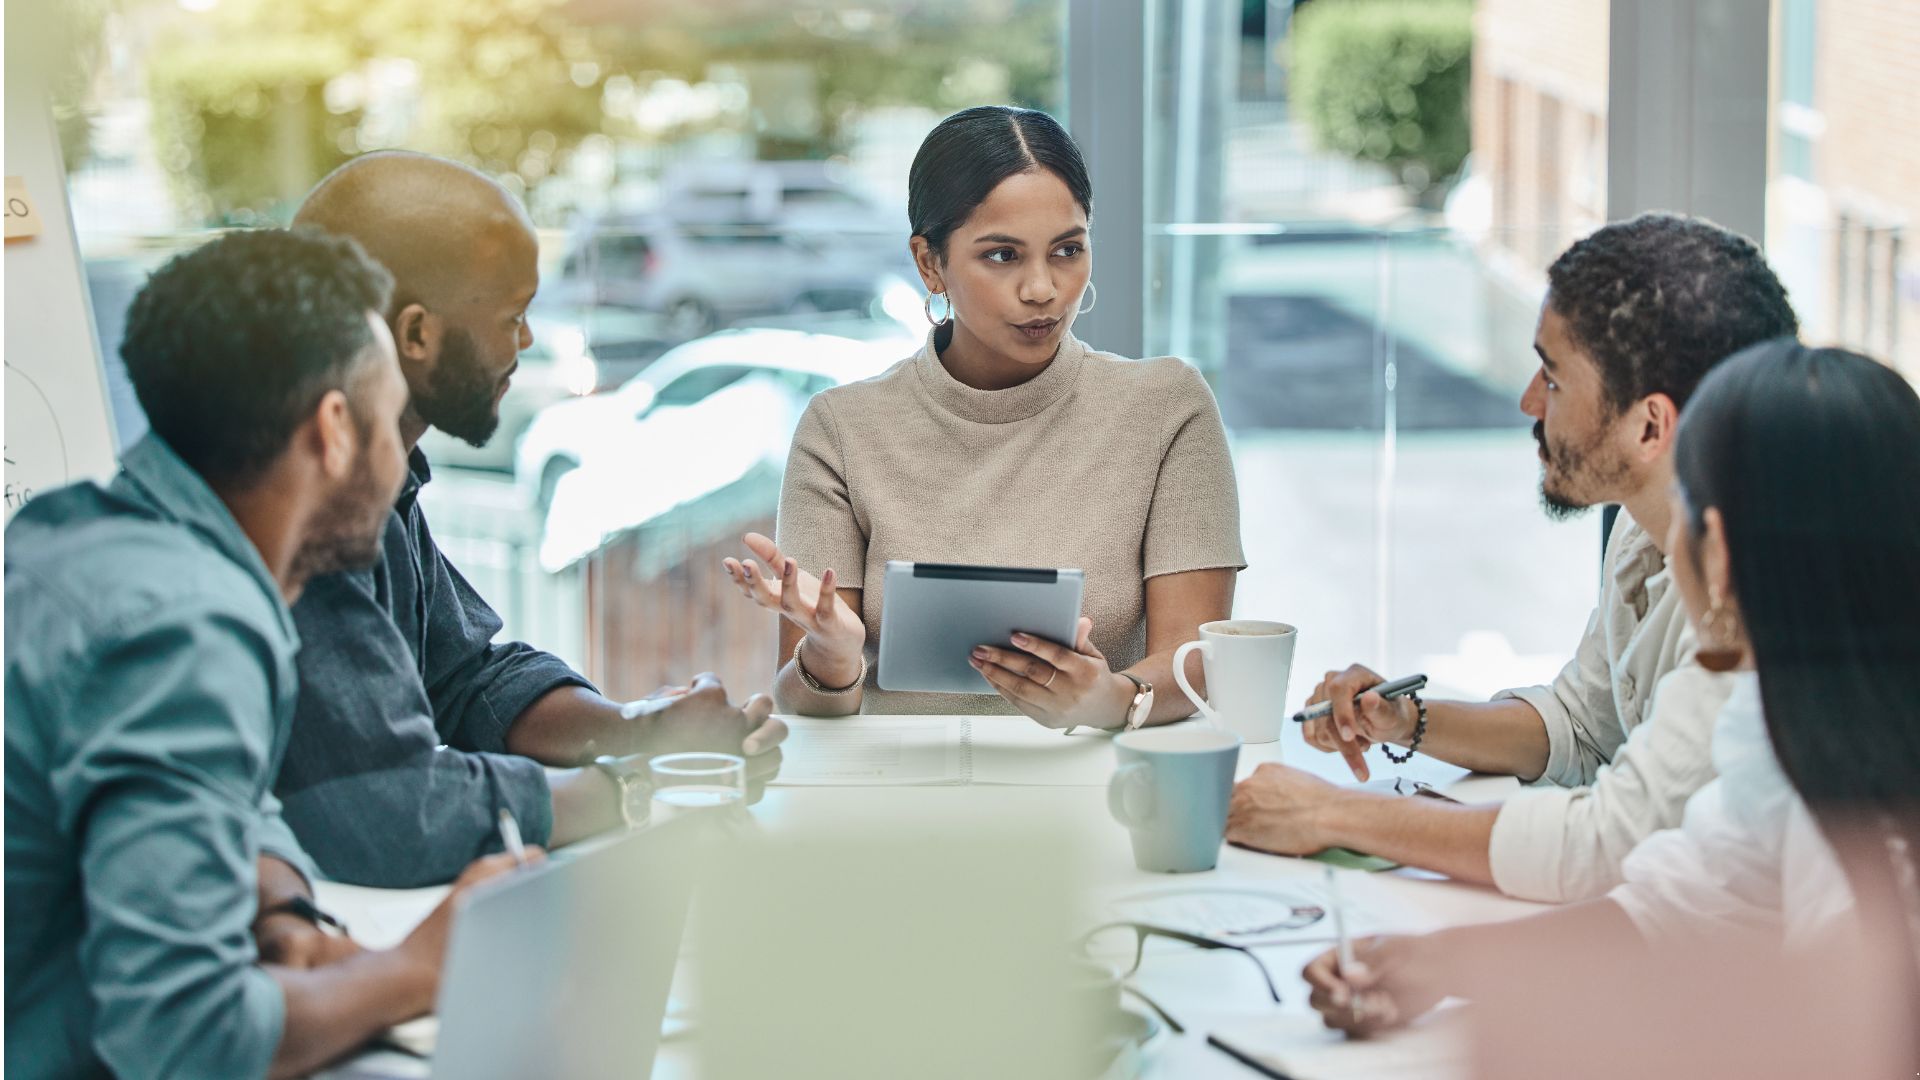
1291,674,1427,724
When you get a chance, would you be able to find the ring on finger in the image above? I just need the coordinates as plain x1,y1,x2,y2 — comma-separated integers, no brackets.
1043,668,1058,689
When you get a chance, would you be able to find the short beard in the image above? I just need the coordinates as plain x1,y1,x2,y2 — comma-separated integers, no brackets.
289,449,390,583
1534,418,1629,522
414,325,503,447
1539,484,1592,522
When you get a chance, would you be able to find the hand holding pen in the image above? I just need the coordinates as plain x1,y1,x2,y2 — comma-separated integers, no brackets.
1296,666,1427,782
1301,923,1448,1038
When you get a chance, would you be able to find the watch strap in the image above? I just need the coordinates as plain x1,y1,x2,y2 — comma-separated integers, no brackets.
1119,672,1153,731
261,895,349,937
593,755,647,829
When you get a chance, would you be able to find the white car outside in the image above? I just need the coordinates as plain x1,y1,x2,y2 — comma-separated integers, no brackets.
517,327,912,567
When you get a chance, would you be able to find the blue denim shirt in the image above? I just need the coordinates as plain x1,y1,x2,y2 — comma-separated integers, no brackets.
274,449,590,887
5,435,311,1080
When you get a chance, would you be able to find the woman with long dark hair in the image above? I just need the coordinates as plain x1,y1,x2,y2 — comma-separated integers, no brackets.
1666,340,1920,935
720,106,1244,726
1297,339,1920,1033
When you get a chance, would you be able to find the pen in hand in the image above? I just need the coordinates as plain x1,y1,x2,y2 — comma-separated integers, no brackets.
1325,864,1368,1025
1292,674,1428,725
497,808,529,868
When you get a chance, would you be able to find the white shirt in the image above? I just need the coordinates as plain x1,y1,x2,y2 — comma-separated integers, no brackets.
1485,512,1737,902
1608,672,1854,947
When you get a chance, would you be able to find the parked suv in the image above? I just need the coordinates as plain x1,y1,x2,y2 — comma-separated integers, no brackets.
544,214,903,340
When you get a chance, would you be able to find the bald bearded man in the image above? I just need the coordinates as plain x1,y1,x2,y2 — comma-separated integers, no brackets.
275,152,786,887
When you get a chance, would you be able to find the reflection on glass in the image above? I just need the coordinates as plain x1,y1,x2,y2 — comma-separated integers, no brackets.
1145,1,1606,714
648,752,746,822
63,0,1066,699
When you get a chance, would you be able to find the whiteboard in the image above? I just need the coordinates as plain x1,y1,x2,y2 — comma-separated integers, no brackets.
5,76,119,521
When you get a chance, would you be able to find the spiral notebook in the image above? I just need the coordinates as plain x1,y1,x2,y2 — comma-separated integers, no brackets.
770,715,1119,787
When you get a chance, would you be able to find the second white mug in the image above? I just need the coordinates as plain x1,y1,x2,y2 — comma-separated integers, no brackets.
1171,619,1297,745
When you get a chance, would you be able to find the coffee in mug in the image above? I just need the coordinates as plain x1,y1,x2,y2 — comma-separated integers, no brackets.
1171,619,1296,745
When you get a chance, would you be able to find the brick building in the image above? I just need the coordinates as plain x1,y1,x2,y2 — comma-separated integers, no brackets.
1469,0,1919,381
1470,0,1609,274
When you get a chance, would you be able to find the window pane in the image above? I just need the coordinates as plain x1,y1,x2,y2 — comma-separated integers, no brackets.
1765,0,1917,385
1145,0,1606,706
65,0,1065,694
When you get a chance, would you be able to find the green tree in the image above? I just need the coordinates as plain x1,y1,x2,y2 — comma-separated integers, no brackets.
1290,0,1472,198
592,0,1062,159
148,38,360,224
148,0,605,224
145,0,1063,222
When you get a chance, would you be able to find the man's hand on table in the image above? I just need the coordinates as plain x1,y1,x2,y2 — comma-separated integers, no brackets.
621,672,787,758
742,744,784,806
1302,932,1452,1036
1224,762,1355,856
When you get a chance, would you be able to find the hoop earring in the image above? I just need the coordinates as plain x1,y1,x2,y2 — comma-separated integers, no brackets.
923,291,952,327
1076,281,1098,316
1696,585,1746,673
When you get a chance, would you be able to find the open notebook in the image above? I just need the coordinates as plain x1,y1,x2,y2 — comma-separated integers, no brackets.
1207,1008,1471,1080
769,715,1121,786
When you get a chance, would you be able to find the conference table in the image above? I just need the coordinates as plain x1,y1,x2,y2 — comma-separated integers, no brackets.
320,715,1542,1079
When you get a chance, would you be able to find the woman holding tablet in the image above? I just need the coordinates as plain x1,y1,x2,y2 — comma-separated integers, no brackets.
721,105,1245,725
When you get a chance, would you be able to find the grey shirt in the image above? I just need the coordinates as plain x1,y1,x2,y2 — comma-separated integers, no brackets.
5,436,310,1080
274,449,592,887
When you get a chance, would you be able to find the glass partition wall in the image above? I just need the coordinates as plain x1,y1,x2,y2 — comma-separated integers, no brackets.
64,0,1067,698
1142,0,1608,707
64,0,1906,714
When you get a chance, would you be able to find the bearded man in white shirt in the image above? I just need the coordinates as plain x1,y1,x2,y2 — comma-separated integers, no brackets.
1225,213,1800,903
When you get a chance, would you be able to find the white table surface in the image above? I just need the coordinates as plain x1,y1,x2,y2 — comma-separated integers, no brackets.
320,718,1543,1079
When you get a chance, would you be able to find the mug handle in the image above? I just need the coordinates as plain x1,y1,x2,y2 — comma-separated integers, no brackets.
1172,640,1223,728
1107,762,1157,829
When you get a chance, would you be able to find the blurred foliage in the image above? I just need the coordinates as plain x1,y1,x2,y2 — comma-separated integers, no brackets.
1290,0,1471,195
148,39,360,225
13,0,116,172
584,0,1061,156
148,0,602,223
143,0,1063,224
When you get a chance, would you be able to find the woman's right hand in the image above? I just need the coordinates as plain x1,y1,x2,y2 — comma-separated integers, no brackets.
393,849,543,1002
722,533,866,674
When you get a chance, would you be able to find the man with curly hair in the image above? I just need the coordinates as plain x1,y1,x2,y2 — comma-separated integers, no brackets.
5,229,530,1080
1225,213,1800,903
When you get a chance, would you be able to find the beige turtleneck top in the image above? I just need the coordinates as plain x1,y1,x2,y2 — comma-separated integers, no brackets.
774,327,1245,715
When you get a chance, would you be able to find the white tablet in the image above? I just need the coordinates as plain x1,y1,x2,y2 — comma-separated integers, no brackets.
876,561,1086,694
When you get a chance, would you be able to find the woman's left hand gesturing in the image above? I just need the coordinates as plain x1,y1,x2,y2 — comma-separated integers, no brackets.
970,616,1133,731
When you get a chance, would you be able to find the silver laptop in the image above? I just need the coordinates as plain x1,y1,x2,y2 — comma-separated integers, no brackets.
427,817,699,1080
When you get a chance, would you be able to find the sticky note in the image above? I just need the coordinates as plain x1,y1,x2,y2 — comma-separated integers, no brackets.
6,177,44,241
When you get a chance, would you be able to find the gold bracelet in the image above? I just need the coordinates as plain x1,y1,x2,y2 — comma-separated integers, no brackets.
793,636,865,694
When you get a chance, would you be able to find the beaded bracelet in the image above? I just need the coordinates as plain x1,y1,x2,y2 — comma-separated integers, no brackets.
1381,692,1427,765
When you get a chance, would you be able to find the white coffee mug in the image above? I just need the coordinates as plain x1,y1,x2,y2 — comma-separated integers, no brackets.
1171,619,1297,745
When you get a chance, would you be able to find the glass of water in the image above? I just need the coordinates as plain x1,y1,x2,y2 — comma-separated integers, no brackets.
648,752,747,822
